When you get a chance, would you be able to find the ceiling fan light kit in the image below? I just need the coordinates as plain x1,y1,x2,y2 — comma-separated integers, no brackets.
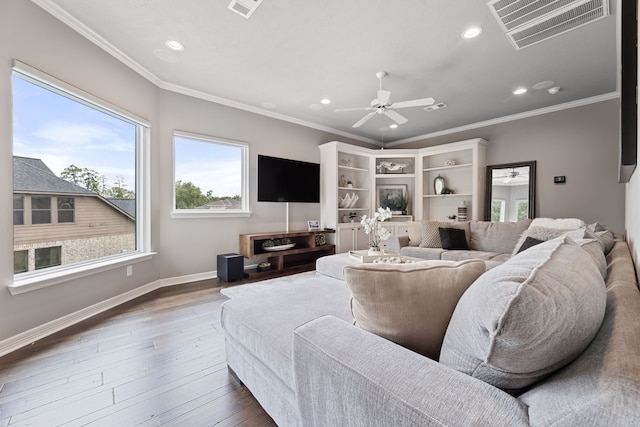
334,71,435,128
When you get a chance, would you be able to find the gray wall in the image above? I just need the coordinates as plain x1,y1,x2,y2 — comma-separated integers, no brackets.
402,100,624,232
0,1,365,343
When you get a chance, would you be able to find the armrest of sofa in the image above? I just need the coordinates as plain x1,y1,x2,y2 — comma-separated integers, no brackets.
293,315,529,427
387,234,410,254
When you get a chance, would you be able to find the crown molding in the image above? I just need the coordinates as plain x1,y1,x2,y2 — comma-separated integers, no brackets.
385,92,620,147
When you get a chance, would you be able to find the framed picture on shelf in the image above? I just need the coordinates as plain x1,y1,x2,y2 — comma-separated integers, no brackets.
377,184,408,214
307,220,320,231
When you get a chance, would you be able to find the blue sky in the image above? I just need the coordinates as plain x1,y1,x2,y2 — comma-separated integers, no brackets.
13,75,241,198
174,136,242,198
12,76,136,192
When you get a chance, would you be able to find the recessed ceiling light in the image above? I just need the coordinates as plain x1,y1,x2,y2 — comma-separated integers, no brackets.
165,40,184,51
462,27,482,39
389,124,398,129
548,87,561,94
320,98,331,105
513,87,528,95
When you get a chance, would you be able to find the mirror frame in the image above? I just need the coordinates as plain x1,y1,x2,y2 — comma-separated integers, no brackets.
484,161,536,221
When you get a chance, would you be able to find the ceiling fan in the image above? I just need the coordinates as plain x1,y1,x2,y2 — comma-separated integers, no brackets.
494,168,528,183
334,71,435,128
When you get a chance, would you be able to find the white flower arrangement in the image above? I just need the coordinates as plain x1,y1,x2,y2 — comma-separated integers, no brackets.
360,207,393,249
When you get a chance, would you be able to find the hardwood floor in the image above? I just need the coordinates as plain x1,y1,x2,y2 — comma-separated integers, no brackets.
0,278,277,426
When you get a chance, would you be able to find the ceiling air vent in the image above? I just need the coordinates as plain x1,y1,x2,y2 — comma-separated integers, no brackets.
228,0,264,19
487,0,609,50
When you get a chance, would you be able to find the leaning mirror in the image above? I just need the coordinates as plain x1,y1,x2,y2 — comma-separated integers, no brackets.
484,161,536,222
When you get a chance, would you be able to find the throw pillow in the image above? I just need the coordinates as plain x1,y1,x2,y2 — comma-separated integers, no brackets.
439,227,469,250
419,221,469,248
515,236,543,254
530,217,586,230
419,221,449,248
407,222,422,246
585,228,615,255
344,259,486,360
440,236,606,393
511,226,585,256
575,238,607,280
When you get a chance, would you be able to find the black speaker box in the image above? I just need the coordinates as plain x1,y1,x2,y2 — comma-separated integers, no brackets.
217,253,244,282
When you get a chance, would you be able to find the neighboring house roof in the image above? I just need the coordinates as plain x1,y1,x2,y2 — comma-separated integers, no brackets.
13,156,95,195
13,156,135,221
107,198,136,218
197,199,242,210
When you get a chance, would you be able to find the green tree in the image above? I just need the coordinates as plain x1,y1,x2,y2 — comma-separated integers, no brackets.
103,176,135,199
175,180,208,209
61,165,106,194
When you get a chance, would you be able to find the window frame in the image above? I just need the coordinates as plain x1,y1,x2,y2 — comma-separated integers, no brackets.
9,60,154,295
57,196,75,223
491,199,506,222
171,130,251,218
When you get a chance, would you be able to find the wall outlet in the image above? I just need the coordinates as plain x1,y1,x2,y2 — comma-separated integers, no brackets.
126,265,133,277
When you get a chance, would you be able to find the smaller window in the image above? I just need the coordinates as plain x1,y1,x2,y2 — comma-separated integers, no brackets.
13,195,24,225
35,246,61,270
491,199,506,222
14,250,28,274
516,199,529,221
57,197,75,223
173,132,250,217
32,196,52,224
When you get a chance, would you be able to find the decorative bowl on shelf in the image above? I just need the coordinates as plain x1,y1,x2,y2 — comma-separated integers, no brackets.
444,159,456,166
263,243,296,251
262,238,295,251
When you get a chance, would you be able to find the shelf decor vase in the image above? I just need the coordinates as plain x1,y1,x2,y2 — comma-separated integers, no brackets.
434,174,445,195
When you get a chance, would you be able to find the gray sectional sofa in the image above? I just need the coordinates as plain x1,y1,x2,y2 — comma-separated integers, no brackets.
220,219,640,426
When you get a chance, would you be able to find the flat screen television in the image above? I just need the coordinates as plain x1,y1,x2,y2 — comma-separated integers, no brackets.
257,155,320,203
619,0,637,183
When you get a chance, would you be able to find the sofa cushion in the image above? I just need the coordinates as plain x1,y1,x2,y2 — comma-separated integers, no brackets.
440,236,606,393
469,219,531,254
575,238,607,280
407,221,422,247
439,227,469,250
440,250,503,261
399,246,446,260
344,259,486,360
585,228,615,254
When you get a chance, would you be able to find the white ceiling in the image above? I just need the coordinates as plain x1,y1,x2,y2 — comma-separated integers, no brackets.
33,0,619,146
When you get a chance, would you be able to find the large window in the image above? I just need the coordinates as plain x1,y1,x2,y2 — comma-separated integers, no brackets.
172,131,249,217
11,61,150,291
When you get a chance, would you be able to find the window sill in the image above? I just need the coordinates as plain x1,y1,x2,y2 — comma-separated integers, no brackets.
170,210,252,219
8,252,156,295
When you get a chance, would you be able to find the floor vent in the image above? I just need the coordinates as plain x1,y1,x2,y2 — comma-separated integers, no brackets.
228,0,264,19
488,0,609,50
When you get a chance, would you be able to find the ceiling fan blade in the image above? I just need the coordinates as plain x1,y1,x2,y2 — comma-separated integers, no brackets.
334,107,375,112
385,109,408,125
377,90,391,106
352,111,377,128
390,97,435,109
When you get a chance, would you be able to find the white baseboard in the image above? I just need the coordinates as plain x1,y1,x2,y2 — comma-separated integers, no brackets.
0,269,220,358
